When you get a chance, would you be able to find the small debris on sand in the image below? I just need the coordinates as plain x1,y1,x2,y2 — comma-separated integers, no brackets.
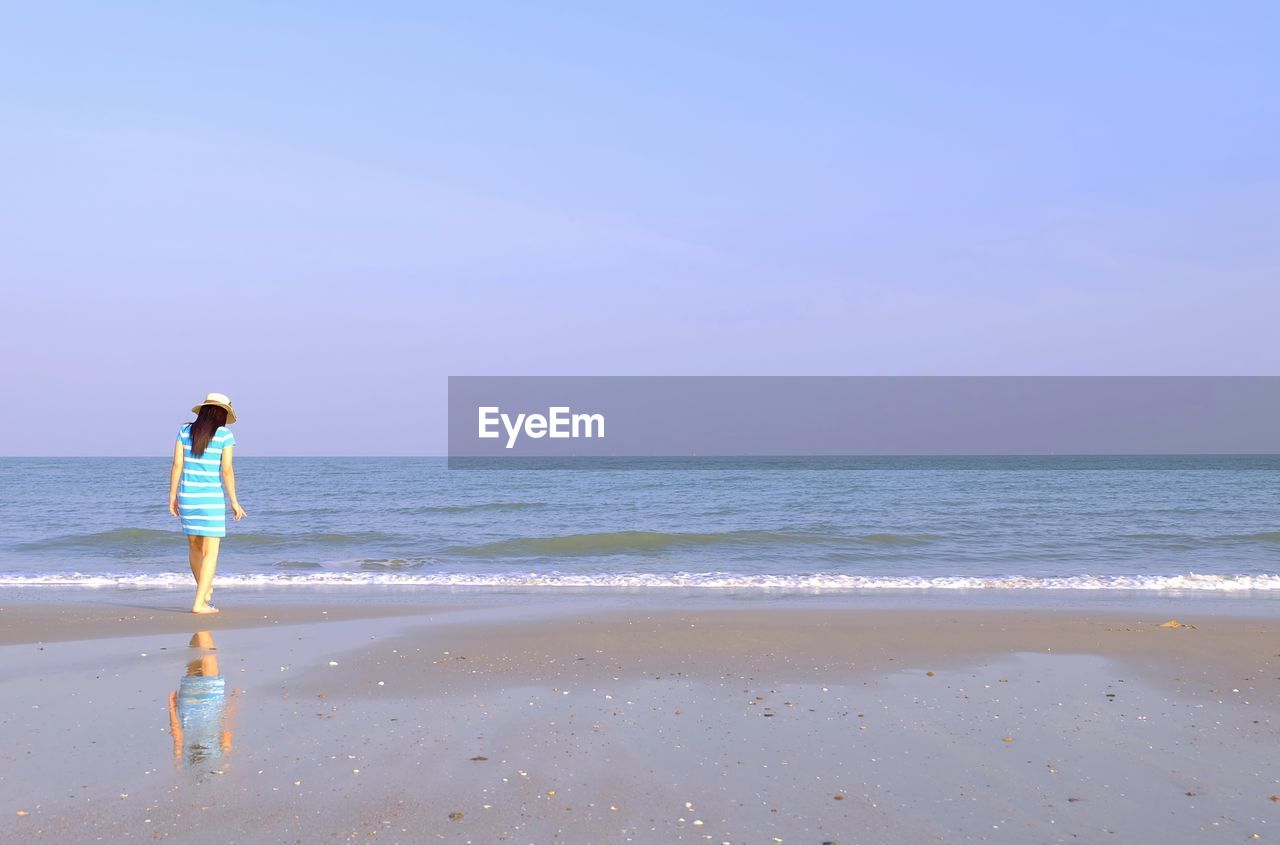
469,755,488,761
1159,619,1195,629
448,811,463,821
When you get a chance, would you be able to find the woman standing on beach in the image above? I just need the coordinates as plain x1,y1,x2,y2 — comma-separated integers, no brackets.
169,393,246,614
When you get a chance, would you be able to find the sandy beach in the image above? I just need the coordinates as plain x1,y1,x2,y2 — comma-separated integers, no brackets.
1,592,1276,844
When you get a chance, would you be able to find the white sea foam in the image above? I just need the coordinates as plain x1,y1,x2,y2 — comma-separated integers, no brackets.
1,571,1278,591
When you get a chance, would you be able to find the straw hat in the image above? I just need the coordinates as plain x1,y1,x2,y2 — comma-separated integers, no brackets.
192,392,237,425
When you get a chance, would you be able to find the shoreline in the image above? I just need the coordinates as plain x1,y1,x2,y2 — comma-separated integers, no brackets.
4,590,1278,633
5,571,1280,591
4,595,1274,688
1,583,1278,640
10,596,1275,651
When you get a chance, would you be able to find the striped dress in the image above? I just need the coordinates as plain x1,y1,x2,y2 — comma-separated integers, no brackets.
177,423,236,537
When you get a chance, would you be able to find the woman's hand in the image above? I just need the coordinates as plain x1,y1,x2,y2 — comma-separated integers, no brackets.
231,502,247,521
169,496,180,517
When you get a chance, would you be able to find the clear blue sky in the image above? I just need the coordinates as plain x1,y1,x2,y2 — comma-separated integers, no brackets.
2,2,1276,455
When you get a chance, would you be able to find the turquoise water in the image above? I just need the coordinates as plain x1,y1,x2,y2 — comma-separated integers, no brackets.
1,457,1278,591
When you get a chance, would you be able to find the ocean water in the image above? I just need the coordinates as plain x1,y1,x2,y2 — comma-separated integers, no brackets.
1,457,1278,592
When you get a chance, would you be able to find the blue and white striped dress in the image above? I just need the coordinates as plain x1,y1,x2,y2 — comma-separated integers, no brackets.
177,423,236,537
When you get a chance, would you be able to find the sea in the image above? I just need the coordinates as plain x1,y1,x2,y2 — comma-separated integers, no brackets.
1,456,1278,598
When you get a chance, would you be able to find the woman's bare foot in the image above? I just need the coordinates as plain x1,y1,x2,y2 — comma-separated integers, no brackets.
192,604,220,614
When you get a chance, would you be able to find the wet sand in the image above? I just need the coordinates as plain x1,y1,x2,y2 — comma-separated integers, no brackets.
0,600,440,646
1,596,1277,843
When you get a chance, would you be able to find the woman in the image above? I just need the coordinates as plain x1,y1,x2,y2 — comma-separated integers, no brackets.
169,393,246,613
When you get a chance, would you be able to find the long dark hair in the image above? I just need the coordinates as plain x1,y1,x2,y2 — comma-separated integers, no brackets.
189,405,228,458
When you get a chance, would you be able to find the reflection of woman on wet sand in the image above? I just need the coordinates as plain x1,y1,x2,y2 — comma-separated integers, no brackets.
168,631,242,764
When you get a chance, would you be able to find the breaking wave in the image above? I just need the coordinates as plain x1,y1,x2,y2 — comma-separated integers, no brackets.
2,571,1277,591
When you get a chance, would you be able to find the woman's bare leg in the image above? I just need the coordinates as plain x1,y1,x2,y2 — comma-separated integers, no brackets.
187,535,213,605
192,537,222,613
187,535,214,606
187,535,201,582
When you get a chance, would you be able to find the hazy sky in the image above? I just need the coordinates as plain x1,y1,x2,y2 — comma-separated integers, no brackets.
2,2,1277,455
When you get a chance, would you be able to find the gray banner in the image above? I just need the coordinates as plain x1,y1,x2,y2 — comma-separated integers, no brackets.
447,376,1280,464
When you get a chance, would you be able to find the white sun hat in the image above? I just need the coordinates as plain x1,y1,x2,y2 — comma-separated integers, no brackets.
191,392,237,425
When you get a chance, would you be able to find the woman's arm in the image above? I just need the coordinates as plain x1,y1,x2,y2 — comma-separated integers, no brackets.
168,690,184,760
221,446,246,520
220,687,242,752
169,440,183,517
